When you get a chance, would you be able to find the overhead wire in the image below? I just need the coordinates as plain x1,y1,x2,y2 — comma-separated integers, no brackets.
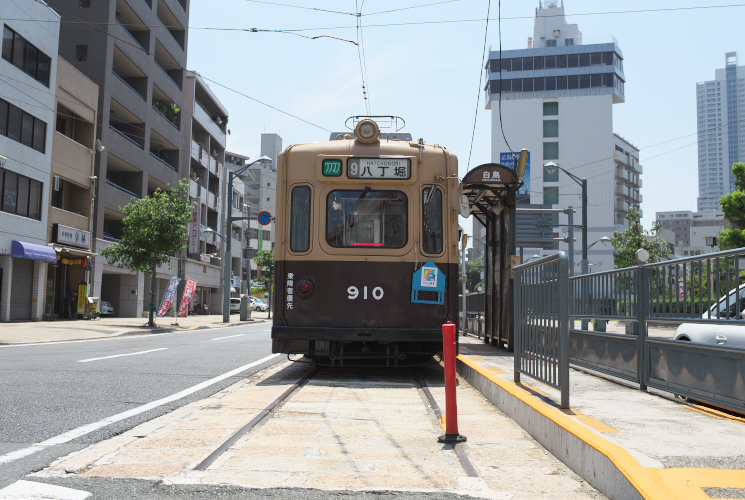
355,0,372,115
466,0,491,170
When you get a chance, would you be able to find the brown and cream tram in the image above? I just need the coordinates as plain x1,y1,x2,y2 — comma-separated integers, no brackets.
271,118,460,365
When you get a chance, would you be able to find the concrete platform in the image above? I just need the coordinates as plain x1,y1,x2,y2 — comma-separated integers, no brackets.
457,335,745,500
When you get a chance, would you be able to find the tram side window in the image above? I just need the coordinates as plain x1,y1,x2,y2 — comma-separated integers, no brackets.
422,187,443,254
290,185,311,252
326,190,407,248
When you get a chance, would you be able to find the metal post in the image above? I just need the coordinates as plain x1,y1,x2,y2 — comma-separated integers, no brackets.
636,262,648,391
222,170,234,323
461,231,468,336
438,322,466,443
566,206,575,275
558,252,570,409
580,178,589,330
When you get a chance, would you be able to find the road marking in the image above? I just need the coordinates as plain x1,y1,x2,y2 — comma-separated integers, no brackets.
211,334,245,341
0,480,91,499
0,353,281,465
77,348,168,363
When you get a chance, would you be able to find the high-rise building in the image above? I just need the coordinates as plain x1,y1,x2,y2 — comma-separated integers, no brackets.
0,1,60,321
478,1,641,273
47,0,190,317
696,52,745,212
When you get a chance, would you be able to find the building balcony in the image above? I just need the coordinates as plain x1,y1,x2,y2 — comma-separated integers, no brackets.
52,133,94,186
49,207,90,233
207,191,219,210
193,102,226,144
189,179,201,199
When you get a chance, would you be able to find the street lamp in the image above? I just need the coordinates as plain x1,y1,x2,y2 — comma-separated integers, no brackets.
543,162,589,275
219,155,272,323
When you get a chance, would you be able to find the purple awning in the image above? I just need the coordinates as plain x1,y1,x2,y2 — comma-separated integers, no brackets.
11,240,58,263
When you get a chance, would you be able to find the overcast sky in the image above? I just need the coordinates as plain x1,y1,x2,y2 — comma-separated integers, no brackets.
186,0,745,233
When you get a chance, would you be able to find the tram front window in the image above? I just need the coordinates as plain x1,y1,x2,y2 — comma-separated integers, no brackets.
326,190,407,248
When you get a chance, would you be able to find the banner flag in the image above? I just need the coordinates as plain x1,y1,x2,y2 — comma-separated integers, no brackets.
178,278,198,317
157,277,181,317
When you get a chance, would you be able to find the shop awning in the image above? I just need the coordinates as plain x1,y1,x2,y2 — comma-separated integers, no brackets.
51,244,98,257
11,240,58,263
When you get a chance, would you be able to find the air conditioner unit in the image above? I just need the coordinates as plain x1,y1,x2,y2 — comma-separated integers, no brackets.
212,149,218,157
53,175,61,191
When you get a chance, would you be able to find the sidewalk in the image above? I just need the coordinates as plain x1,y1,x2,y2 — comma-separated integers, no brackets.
457,335,745,500
0,312,271,344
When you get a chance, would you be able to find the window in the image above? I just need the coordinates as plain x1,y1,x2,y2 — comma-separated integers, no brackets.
543,186,559,205
290,186,311,252
565,38,574,46
543,102,558,116
0,98,47,153
422,187,443,254
543,142,559,160
0,170,41,220
546,39,556,47
543,120,559,138
567,54,579,68
326,190,407,248
2,26,52,86
76,45,87,61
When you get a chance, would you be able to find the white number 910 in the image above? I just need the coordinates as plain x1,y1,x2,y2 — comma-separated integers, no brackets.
348,286,384,300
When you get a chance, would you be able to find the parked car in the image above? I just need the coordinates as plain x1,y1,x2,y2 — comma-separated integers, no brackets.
100,301,114,315
249,297,268,312
674,284,745,346
229,297,241,313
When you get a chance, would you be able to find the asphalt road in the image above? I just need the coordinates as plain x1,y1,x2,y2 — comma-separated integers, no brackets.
0,323,279,491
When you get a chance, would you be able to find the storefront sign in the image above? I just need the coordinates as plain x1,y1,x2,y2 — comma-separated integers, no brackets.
157,277,181,317
178,278,198,317
77,284,87,316
53,224,91,250
200,254,211,263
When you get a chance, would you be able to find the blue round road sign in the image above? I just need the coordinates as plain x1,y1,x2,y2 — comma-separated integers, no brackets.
258,211,272,225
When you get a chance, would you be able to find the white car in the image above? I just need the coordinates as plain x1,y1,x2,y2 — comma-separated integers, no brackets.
250,297,268,312
674,284,745,347
100,301,114,315
229,297,241,313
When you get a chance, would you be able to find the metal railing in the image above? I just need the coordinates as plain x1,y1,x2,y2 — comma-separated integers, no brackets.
569,247,745,413
514,251,570,409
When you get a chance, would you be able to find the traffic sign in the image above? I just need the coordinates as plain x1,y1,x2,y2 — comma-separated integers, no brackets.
258,211,272,225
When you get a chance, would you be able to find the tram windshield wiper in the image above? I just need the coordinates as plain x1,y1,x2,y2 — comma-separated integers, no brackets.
346,186,371,227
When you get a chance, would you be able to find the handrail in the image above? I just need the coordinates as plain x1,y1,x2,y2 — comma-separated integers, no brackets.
149,151,178,171
109,124,144,149
115,18,147,52
105,178,140,198
112,71,145,101
151,105,180,130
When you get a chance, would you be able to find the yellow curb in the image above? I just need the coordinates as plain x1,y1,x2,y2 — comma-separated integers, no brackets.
457,354,741,500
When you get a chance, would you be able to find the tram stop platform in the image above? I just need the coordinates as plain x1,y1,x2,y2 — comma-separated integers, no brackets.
456,335,745,500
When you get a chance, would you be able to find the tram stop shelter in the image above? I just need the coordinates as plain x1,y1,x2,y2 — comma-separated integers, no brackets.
461,163,524,350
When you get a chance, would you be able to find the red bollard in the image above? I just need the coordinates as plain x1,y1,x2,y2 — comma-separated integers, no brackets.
438,321,467,443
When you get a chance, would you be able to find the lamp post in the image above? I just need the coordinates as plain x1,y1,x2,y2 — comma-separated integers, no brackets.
212,155,272,323
543,162,588,274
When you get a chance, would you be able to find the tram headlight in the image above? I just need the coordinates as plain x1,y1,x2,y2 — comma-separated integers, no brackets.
296,277,315,299
355,119,380,144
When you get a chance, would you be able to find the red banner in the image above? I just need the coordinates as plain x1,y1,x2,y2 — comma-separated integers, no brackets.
178,278,198,317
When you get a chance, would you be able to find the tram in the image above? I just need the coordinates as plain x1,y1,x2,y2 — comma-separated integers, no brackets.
271,117,460,365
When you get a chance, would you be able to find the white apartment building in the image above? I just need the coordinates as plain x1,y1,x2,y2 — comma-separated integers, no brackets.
0,1,60,321
696,52,745,212
479,1,641,273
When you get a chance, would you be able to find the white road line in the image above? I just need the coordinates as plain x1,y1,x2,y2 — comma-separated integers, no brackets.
0,480,91,499
0,353,281,465
211,334,245,341
77,348,168,363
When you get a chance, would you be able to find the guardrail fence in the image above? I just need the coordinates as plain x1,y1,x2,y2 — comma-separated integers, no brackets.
513,252,570,409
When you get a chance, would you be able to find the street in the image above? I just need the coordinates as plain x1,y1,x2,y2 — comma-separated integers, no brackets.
0,323,279,492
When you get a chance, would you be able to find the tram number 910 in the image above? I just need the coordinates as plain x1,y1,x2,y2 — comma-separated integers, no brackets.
348,286,384,300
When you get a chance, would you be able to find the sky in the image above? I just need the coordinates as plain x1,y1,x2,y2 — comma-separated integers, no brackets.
185,0,745,234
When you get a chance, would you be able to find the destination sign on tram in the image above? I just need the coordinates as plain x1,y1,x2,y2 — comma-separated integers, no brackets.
348,158,411,179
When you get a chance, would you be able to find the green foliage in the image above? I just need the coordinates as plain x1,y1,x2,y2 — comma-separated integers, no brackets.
610,207,669,269
99,179,194,326
253,250,274,291
717,162,745,250
466,258,483,292
152,100,181,125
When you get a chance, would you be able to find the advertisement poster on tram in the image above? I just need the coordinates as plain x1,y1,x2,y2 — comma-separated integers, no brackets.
157,277,181,317
178,278,198,317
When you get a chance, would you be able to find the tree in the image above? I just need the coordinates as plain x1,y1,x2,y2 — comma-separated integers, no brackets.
253,250,274,291
466,258,483,292
718,162,745,250
610,207,669,269
99,179,194,327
